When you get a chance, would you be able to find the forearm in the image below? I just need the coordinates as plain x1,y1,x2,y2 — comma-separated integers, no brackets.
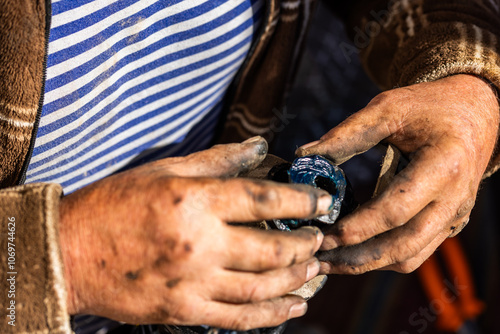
0,183,72,334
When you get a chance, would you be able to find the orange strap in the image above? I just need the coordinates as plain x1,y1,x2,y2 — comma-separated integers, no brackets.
440,237,485,319
417,254,463,332
416,238,485,332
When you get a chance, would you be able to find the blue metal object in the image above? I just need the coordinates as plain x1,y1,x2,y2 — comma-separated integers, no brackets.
273,155,347,231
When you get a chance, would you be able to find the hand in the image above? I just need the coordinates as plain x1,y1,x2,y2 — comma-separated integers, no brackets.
59,137,333,330
296,74,499,274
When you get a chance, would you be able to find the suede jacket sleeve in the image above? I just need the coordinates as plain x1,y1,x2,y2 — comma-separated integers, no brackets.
0,0,73,332
0,184,71,334
327,0,500,176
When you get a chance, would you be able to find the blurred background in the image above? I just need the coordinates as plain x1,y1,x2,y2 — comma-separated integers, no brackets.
271,1,500,333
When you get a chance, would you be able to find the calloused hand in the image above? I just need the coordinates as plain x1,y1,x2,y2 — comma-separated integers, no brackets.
59,137,333,330
296,74,499,274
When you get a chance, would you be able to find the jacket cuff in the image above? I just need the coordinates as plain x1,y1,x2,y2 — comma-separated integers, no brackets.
0,183,72,334
358,0,500,176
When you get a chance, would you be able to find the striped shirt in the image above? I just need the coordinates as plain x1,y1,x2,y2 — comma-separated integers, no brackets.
25,0,263,195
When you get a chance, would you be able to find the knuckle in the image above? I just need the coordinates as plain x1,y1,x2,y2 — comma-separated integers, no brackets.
260,187,280,204
393,241,423,264
148,305,173,323
456,198,475,219
226,314,254,331
287,263,308,286
256,237,285,269
395,261,419,273
379,202,407,229
330,223,360,246
268,239,284,265
168,300,194,324
237,319,255,332
443,148,467,178
241,282,261,303
247,183,283,217
369,88,410,109
369,90,393,105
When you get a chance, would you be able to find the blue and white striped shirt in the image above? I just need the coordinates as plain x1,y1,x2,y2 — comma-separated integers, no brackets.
26,0,263,195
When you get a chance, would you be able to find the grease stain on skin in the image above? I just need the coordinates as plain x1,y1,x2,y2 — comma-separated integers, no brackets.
317,245,382,269
307,191,318,217
239,161,249,174
256,142,268,156
110,239,118,256
329,223,346,238
125,270,140,280
149,306,170,322
154,255,169,268
164,239,177,252
166,278,182,288
154,239,192,264
274,240,283,258
173,196,183,205
244,185,274,204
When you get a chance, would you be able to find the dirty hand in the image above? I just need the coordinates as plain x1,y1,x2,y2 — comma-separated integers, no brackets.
296,74,499,274
59,137,332,330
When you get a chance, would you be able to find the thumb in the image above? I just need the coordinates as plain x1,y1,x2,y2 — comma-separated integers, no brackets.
155,136,269,177
295,106,393,164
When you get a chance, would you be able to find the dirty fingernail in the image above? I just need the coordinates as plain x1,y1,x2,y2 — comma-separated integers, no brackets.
319,261,332,275
242,136,264,144
306,259,320,281
318,193,334,213
320,235,340,250
300,226,323,246
288,302,308,319
255,140,268,156
298,140,321,151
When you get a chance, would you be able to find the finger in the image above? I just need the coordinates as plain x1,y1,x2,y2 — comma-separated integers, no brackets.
223,226,323,272
211,258,320,303
448,216,470,238
317,201,454,274
381,229,450,273
384,214,470,273
211,178,334,223
155,136,268,177
201,295,308,331
295,103,393,164
320,145,451,249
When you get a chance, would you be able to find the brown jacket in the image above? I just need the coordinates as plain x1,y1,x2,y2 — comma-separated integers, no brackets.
1,0,500,333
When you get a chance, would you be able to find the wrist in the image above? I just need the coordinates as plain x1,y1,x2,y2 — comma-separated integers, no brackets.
457,74,500,104
452,74,500,175
59,196,84,315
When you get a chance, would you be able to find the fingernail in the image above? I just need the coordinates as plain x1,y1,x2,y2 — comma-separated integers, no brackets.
298,140,321,151
320,235,339,250
319,261,332,275
288,302,308,319
256,140,268,156
306,259,320,281
242,136,264,144
300,226,323,246
318,193,334,213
